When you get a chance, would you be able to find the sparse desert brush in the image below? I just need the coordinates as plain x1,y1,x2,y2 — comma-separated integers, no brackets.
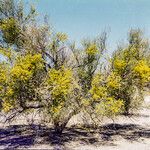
0,0,150,134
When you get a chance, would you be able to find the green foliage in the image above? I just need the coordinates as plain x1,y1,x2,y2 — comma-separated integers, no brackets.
1,54,45,113
40,66,80,133
0,18,20,44
11,54,44,82
0,47,13,61
0,63,12,112
111,29,150,114
86,44,99,55
90,73,107,100
89,73,124,118
0,0,37,49
0,63,8,98
0,0,149,134
72,35,107,94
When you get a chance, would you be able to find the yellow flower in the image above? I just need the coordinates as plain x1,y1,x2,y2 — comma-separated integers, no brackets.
47,66,78,99
133,59,150,83
90,73,107,101
86,44,99,55
107,72,121,89
2,100,14,113
113,59,126,72
11,54,44,82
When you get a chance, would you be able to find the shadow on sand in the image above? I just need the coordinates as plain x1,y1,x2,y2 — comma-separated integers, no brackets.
0,123,150,149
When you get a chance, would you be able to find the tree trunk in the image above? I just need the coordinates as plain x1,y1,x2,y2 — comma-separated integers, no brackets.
53,111,75,135
124,97,131,115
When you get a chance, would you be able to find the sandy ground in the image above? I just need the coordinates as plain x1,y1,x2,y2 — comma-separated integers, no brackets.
0,96,150,150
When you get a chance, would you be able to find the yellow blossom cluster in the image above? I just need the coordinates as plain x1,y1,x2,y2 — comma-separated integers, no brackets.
11,54,44,82
133,59,150,83
90,73,107,101
47,67,75,98
89,73,124,116
107,72,121,89
86,44,99,55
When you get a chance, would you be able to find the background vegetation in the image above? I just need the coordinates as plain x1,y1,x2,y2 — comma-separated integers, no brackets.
0,0,150,134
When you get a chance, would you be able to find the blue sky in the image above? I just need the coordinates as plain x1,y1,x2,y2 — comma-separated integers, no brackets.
27,0,150,53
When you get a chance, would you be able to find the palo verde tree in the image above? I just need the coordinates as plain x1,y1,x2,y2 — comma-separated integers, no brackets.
70,34,124,125
0,0,36,49
70,34,107,94
110,29,150,114
0,0,82,134
0,0,143,134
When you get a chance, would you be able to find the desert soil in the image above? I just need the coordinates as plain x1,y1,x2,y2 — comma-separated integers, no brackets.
0,96,150,150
